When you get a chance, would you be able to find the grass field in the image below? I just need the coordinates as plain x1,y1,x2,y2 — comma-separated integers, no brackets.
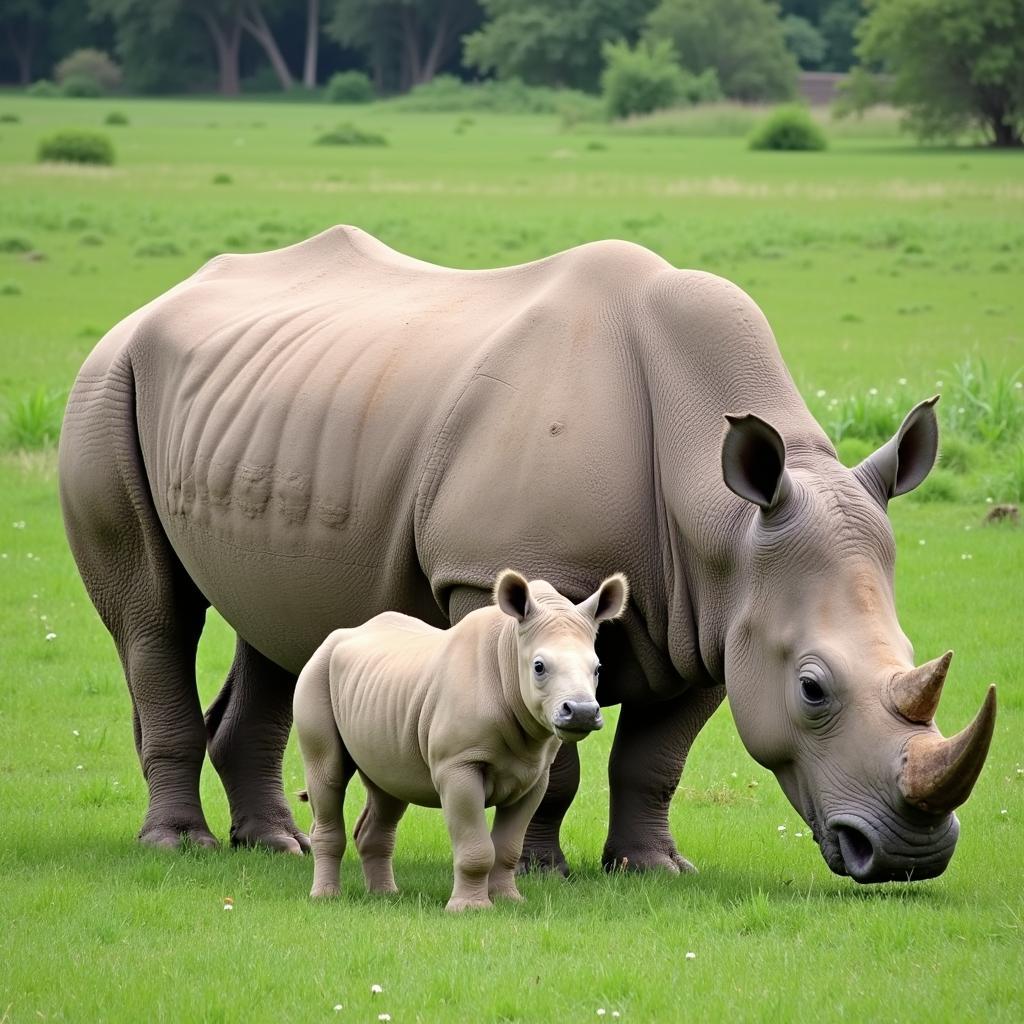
1,96,1022,1023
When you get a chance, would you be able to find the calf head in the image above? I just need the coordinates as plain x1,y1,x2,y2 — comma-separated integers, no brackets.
720,399,996,882
494,570,628,742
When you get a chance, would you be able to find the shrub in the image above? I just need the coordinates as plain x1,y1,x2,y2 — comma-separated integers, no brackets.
0,235,33,253
314,122,387,146
2,388,64,450
104,111,129,126
390,75,595,115
907,467,960,504
37,130,115,166
61,74,104,98
0,281,23,296
134,240,183,258
0,112,20,123
326,70,375,104
749,104,827,151
26,79,59,98
55,48,122,92
601,39,686,120
212,172,233,185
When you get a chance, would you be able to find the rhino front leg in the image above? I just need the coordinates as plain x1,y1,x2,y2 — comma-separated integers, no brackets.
517,743,579,875
603,685,725,873
490,776,549,901
439,766,494,912
206,636,310,853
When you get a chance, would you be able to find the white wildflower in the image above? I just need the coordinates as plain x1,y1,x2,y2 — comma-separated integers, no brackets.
868,387,878,396
685,952,696,960
377,1016,391,1022
777,825,787,832
897,377,907,386
333,1006,343,1013
72,729,79,737
815,389,826,398
45,632,57,641
371,985,383,995
76,764,84,770
918,539,926,546
12,521,25,529
598,1010,607,1017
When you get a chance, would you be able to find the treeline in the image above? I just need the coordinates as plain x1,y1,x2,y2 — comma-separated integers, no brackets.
0,0,861,97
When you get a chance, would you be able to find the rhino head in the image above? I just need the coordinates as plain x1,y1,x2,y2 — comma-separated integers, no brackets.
720,398,996,883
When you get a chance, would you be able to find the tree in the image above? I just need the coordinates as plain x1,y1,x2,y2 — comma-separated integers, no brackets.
329,0,480,93
463,0,655,91
646,0,798,102
2,0,48,84
782,14,826,68
303,0,319,87
240,1,295,90
853,0,1024,147
819,0,861,71
601,39,686,118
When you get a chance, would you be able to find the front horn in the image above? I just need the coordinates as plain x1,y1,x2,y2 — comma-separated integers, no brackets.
899,685,997,814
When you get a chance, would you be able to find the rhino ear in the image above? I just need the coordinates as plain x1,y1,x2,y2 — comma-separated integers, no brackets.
494,570,531,622
854,397,939,506
577,573,629,624
721,413,791,511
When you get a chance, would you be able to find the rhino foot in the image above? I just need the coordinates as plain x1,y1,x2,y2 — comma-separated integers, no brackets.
230,820,311,854
515,846,570,877
139,822,220,851
602,843,697,875
446,895,493,913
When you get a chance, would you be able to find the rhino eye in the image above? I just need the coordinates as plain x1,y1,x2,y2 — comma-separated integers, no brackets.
533,659,546,677
800,677,827,705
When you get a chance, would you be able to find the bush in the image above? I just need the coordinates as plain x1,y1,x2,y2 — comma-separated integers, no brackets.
390,75,595,115
61,74,104,98
2,388,64,450
37,130,115,166
601,39,686,120
0,236,33,253
0,112,20,123
55,48,122,92
26,79,59,98
749,105,827,150
104,111,129,126
314,122,387,146
134,241,183,258
326,70,375,104
212,172,233,185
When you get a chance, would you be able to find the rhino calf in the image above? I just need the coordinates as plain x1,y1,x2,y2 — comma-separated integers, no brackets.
293,570,627,911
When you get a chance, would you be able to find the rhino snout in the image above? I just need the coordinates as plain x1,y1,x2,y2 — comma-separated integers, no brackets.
553,699,603,738
824,813,960,883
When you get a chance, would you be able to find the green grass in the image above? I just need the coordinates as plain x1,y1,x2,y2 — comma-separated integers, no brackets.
0,95,1022,1022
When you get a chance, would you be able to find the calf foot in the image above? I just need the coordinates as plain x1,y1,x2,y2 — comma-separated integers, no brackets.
230,817,311,854
446,895,493,912
489,884,524,903
310,881,341,900
602,837,696,874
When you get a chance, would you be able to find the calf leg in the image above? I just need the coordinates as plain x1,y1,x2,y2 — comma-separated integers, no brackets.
490,777,549,902
517,743,580,875
438,766,494,912
603,685,725,873
353,780,407,894
206,636,309,853
293,644,354,898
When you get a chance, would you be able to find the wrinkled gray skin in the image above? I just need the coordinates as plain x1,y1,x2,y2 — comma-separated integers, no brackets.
294,571,624,911
59,226,996,881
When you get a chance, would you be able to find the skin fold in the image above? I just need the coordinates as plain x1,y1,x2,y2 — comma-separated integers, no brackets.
293,572,624,911
59,225,994,879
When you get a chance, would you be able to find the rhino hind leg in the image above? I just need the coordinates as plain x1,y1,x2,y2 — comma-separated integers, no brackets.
59,365,217,850
353,780,407,894
602,685,725,873
206,637,310,854
516,743,579,876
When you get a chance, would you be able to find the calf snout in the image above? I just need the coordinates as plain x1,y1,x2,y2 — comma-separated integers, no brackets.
553,699,603,736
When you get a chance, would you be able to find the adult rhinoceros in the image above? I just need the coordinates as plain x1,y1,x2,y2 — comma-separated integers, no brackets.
60,226,995,882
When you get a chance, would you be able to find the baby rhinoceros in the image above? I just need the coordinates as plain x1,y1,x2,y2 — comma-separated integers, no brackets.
293,570,627,911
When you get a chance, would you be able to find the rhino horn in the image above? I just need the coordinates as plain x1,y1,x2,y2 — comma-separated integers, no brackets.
899,685,997,814
889,650,953,723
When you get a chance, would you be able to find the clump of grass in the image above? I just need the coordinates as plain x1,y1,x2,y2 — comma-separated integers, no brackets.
938,434,980,475
79,233,104,247
134,240,183,258
314,122,387,147
37,129,115,166
750,105,827,151
2,388,65,449
0,280,23,296
942,357,1023,446
26,79,59,98
104,111,129,126
0,235,33,253
907,467,961,504
988,445,1024,503
211,172,233,185
0,112,20,123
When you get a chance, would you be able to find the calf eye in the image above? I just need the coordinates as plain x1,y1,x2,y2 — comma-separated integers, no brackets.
533,659,546,677
594,663,601,678
800,677,827,705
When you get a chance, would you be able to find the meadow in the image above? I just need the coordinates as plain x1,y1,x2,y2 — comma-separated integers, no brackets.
0,95,1022,1022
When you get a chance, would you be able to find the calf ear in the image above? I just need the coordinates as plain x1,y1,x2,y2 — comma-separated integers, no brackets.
721,413,791,511
854,397,939,506
494,570,532,622
578,573,629,623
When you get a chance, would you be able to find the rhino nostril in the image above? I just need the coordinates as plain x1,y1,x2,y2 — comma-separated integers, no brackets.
836,824,875,876
560,701,573,718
